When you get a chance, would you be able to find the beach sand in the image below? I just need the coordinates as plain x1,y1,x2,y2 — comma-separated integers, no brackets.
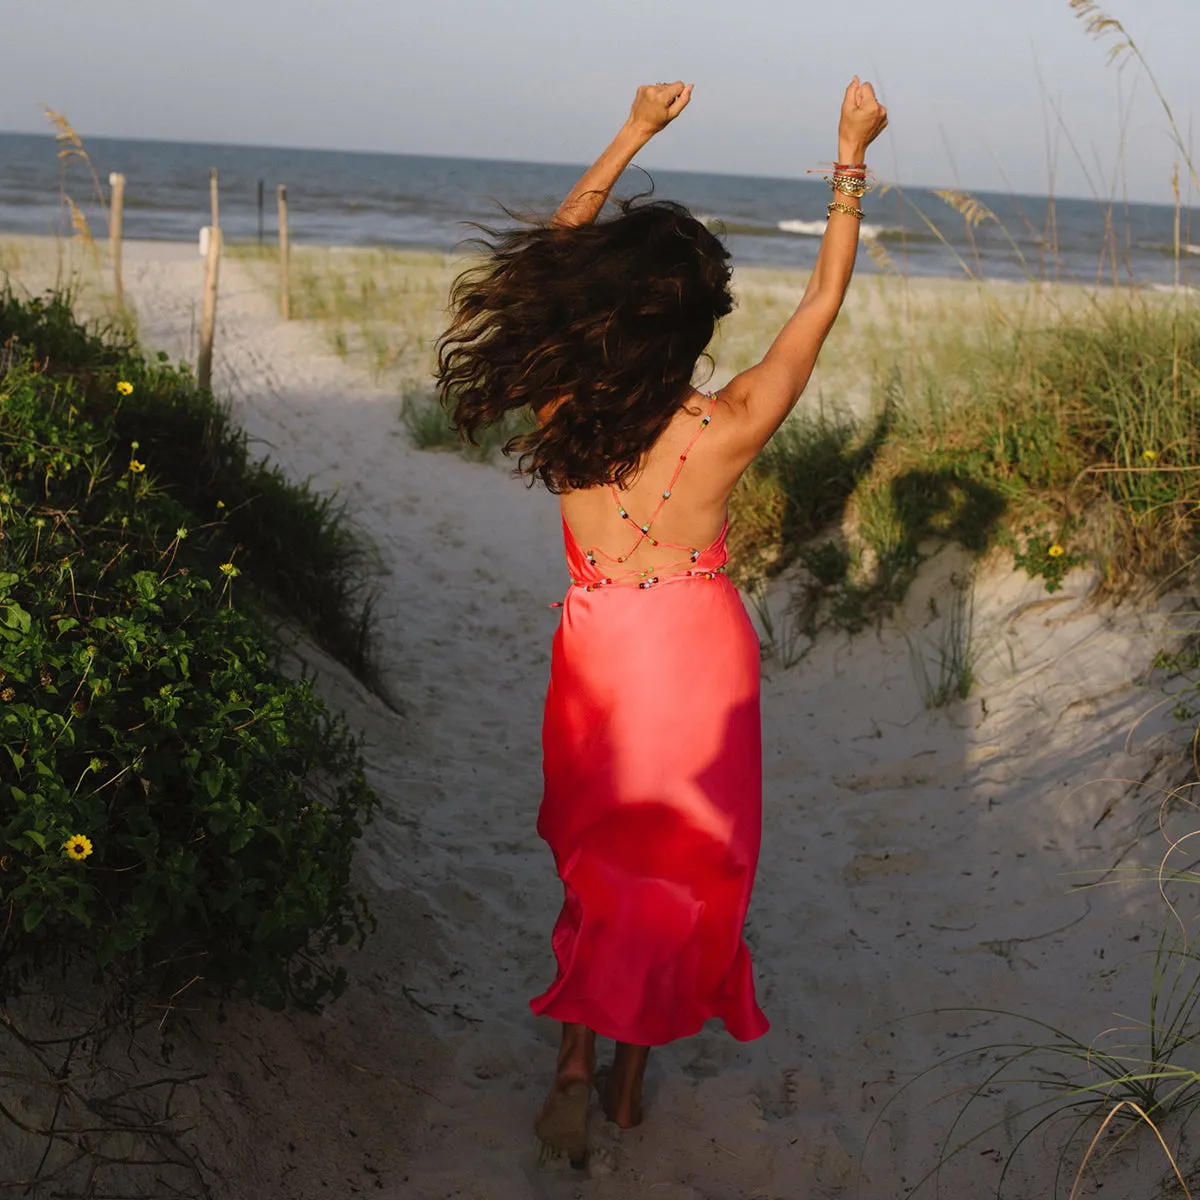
1,236,1193,1198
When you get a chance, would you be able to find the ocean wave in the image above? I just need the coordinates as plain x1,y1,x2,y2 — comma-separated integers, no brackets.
1136,239,1200,259
699,216,798,239
777,218,888,241
701,214,903,243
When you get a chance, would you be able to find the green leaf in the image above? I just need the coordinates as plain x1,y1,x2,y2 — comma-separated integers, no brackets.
21,900,46,933
0,603,31,634
132,571,158,603
229,825,255,853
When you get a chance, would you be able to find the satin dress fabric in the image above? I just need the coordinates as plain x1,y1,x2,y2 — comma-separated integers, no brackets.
530,516,769,1046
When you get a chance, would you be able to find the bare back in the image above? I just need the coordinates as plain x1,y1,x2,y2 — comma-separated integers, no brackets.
557,390,751,583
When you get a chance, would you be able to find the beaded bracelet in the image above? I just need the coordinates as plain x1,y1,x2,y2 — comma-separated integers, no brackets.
827,201,864,220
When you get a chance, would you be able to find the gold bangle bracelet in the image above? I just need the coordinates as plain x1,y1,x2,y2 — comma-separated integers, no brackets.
827,175,868,199
827,201,864,221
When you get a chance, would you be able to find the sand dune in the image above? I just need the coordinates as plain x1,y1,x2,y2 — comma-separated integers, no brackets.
1,238,1193,1198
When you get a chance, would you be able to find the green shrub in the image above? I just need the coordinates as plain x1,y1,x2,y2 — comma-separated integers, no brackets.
850,299,1200,595
0,290,382,691
0,294,379,1008
733,298,1200,630
727,402,888,585
401,384,535,463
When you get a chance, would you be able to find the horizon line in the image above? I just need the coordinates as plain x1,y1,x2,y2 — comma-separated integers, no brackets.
0,126,1189,212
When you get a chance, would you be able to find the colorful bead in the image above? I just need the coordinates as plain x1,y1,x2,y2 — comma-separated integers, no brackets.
574,406,723,596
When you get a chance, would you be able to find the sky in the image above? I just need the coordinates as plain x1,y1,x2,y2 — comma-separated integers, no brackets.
1,0,1197,204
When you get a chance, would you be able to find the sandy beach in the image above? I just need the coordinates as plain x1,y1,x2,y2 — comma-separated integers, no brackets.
2,236,1195,1198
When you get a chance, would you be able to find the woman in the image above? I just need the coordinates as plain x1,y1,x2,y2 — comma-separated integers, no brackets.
437,78,888,1163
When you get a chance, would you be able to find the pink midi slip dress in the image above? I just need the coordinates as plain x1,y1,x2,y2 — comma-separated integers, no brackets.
531,395,769,1046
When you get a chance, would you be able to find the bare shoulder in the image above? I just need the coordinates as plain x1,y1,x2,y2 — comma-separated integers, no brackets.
707,373,783,470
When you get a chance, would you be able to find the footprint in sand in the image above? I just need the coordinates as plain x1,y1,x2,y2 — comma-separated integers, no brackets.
781,1064,825,1115
583,1117,624,1179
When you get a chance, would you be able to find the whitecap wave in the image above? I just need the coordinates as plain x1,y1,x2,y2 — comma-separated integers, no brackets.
778,218,885,240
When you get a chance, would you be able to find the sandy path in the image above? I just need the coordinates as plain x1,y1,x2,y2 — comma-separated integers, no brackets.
7,239,1193,1198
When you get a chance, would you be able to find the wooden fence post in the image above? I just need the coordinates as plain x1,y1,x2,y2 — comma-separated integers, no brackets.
108,172,125,305
210,168,220,230
198,226,223,390
278,184,290,320
257,179,264,245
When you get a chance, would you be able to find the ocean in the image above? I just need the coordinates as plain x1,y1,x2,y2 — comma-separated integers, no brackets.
0,131,1195,286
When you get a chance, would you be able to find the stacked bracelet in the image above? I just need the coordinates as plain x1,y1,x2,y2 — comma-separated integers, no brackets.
805,162,870,221
826,174,868,198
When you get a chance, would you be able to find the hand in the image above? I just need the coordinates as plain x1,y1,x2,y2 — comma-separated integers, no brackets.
838,76,889,161
626,82,694,140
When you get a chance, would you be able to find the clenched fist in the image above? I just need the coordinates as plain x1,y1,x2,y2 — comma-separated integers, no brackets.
838,77,889,162
626,82,694,139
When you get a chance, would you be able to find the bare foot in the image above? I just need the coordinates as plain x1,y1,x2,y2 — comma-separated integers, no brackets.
598,1066,644,1129
534,1079,591,1167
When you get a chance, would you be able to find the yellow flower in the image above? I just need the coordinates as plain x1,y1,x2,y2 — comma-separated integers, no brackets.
216,500,226,509
1048,544,1065,559
129,459,146,474
116,381,134,396
219,562,240,577
1143,449,1158,462
176,526,188,540
63,834,93,861
0,687,13,702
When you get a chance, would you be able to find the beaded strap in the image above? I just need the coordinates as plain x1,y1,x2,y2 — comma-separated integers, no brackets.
579,393,721,590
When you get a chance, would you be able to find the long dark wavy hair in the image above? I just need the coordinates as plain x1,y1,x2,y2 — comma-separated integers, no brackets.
435,197,733,493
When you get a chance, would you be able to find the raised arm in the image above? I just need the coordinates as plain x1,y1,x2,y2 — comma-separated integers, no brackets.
553,82,694,228
724,78,889,450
